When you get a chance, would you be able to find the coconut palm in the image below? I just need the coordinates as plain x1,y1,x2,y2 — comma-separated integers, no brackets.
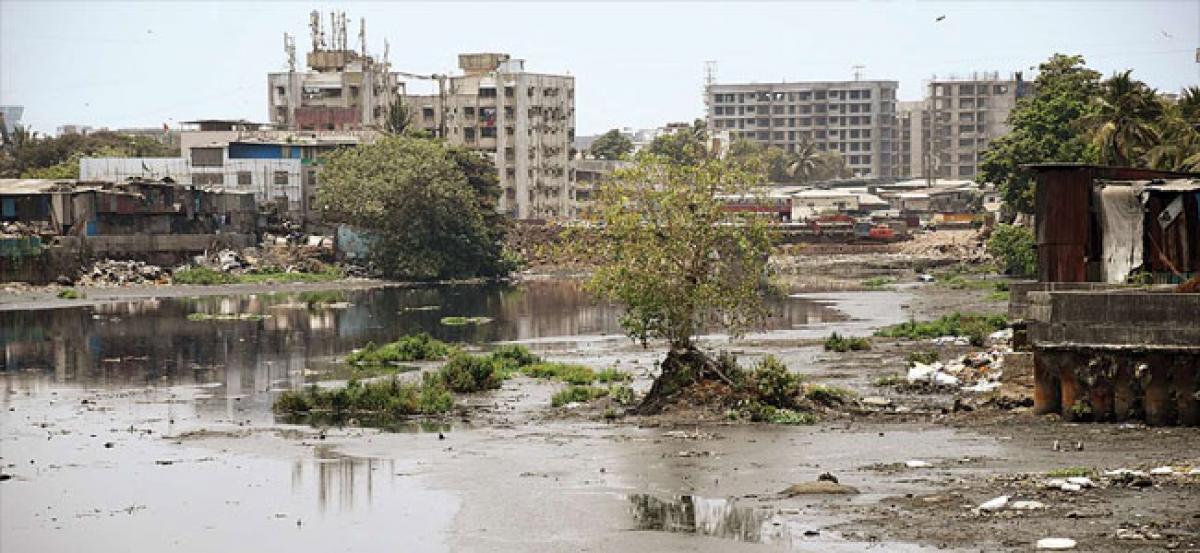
1144,87,1200,171
1080,70,1163,166
785,140,819,183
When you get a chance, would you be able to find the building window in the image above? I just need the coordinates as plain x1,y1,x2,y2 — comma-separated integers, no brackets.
464,107,475,118
505,86,514,98
237,172,251,185
191,147,223,167
480,86,497,98
464,127,476,142
273,171,289,185
481,127,496,138
192,173,224,186
422,107,434,120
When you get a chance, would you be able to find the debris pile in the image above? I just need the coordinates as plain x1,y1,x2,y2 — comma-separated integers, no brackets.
906,330,1013,392
897,229,990,262
77,260,169,287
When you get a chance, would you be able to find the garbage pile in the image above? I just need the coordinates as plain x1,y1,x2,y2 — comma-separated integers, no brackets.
1,221,47,238
77,260,169,287
905,329,1014,392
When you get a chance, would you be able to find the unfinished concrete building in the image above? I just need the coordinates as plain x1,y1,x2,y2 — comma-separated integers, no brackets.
267,11,402,131
914,73,1027,180
705,80,900,178
407,53,576,220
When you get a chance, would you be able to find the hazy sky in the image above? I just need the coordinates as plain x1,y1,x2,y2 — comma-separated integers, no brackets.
2,1,1197,135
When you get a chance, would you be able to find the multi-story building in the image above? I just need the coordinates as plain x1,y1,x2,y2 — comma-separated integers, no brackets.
267,11,402,131
407,53,575,220
915,72,1027,180
897,101,926,179
705,80,900,178
0,105,23,136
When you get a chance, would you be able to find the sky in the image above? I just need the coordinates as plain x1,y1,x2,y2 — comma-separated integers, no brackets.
1,0,1198,136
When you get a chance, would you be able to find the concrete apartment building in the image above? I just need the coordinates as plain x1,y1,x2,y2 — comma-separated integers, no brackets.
705,80,900,178
903,73,1027,180
407,53,575,220
267,11,402,131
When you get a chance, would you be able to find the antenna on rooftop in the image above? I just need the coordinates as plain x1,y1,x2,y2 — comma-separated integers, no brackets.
309,10,322,52
359,17,366,56
852,64,865,81
704,60,717,87
284,33,296,71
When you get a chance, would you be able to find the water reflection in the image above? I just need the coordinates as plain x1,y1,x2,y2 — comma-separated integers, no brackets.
1,281,844,396
629,493,790,545
291,446,394,514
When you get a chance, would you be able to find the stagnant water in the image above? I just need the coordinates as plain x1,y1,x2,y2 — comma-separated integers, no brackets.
3,281,955,553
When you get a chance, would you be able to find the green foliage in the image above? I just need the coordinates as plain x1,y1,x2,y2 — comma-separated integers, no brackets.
439,316,493,326
979,54,1101,214
824,332,871,352
987,224,1037,277
488,344,541,374
525,362,597,385
186,312,268,321
876,312,1008,346
1,128,179,179
383,101,413,135
438,353,503,393
764,408,818,425
745,355,804,409
551,385,610,407
608,384,637,406
642,119,709,165
906,350,940,366
272,375,454,418
589,129,634,160
346,333,452,366
56,288,83,299
862,277,895,289
569,155,773,349
316,135,510,281
172,267,236,285
172,266,342,285
725,139,850,184
594,368,632,383
1080,70,1163,167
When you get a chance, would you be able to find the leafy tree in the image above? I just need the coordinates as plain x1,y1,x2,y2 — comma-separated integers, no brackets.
588,129,633,160
987,224,1037,277
0,128,178,178
643,119,709,165
1146,86,1200,172
979,54,1101,214
1080,70,1162,166
569,155,773,412
383,101,412,135
317,135,510,280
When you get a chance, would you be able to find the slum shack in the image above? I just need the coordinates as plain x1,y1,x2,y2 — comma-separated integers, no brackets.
1008,164,1200,426
0,178,257,283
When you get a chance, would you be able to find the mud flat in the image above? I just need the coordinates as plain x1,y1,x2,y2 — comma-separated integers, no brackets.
2,268,1196,552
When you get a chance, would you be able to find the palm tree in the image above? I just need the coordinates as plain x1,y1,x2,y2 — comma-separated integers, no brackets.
784,140,819,183
1081,70,1163,166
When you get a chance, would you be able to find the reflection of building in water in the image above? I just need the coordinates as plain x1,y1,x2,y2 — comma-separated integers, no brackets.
629,494,785,544
291,447,393,514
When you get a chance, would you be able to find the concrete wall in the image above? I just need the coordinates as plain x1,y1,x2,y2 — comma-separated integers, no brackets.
1026,290,1200,350
81,157,304,211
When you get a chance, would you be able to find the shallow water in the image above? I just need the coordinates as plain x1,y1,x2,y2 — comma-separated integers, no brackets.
2,281,975,552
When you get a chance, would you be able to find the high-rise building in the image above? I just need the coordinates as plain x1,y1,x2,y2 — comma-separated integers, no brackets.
0,106,23,136
407,53,576,220
915,73,1027,180
705,80,900,178
267,11,402,131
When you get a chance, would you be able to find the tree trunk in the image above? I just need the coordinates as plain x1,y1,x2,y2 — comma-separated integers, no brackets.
634,346,729,415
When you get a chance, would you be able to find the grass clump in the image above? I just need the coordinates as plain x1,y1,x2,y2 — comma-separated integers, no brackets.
440,316,493,326
347,333,452,366
873,374,904,387
273,374,453,417
172,267,236,285
595,368,632,383
906,350,940,366
862,276,895,289
875,312,1008,346
824,332,872,352
1046,467,1095,478
438,353,505,393
551,385,609,407
173,266,343,285
746,355,804,408
56,288,84,299
804,384,857,405
187,312,268,321
525,362,597,385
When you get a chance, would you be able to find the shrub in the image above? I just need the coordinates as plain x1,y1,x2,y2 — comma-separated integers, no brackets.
172,266,236,285
862,277,895,289
56,288,84,299
490,344,540,368
987,224,1036,277
551,385,609,407
608,384,636,406
438,353,502,393
271,376,453,418
735,401,818,425
1046,467,1095,478
347,333,452,365
872,374,903,387
746,355,803,409
824,332,872,352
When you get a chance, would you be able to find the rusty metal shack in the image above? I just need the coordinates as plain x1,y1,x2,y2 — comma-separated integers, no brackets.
1010,163,1200,426
1,178,258,282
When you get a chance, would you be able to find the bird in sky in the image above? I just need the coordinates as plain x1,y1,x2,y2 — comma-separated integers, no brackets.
935,15,946,22
1161,30,1173,39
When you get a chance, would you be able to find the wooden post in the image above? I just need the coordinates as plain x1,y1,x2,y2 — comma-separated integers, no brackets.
1033,352,1062,416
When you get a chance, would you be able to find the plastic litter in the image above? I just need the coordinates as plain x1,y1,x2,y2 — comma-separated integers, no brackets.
978,495,1009,511
1036,537,1077,550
